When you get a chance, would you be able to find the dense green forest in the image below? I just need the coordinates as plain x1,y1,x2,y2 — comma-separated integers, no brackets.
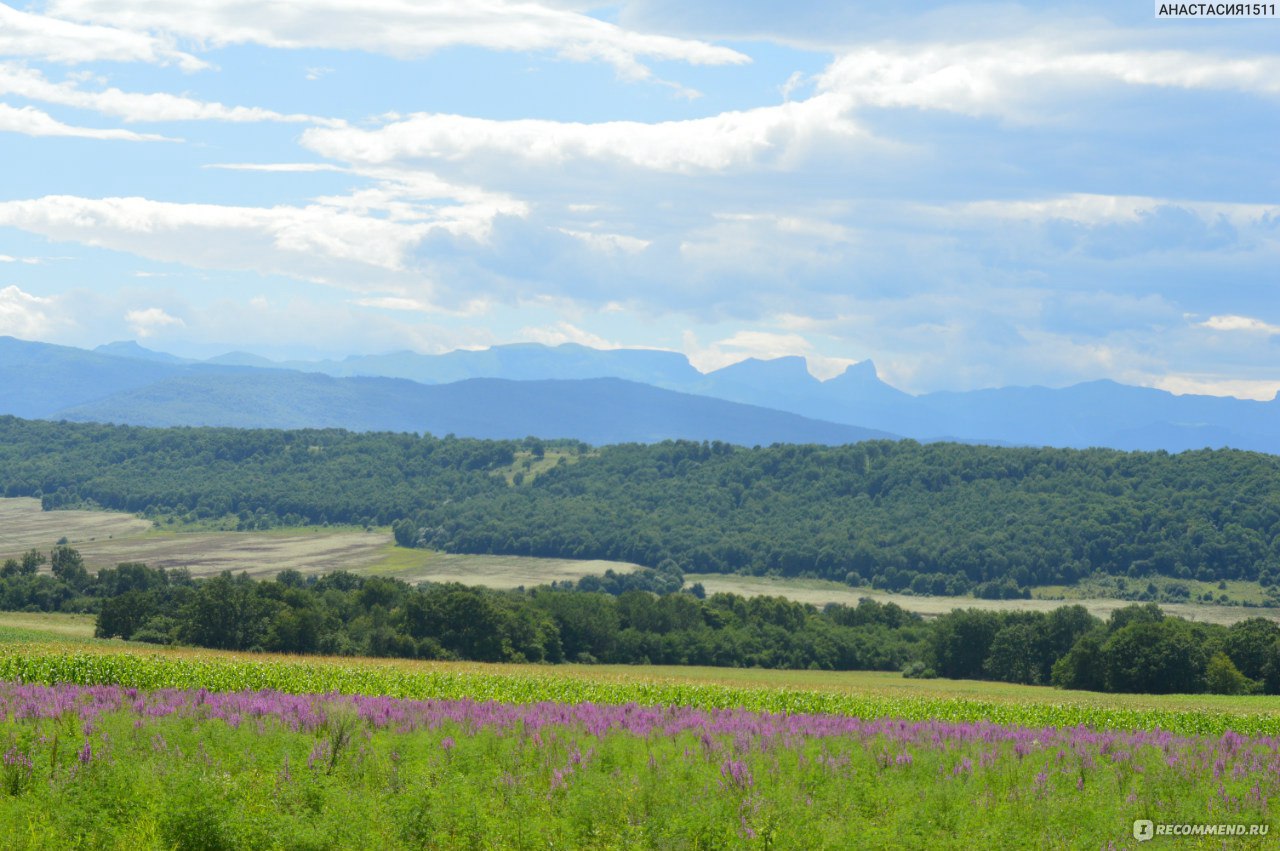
3,416,1280,595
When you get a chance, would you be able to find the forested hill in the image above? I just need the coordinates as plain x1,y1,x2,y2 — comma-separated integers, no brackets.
2,416,1278,595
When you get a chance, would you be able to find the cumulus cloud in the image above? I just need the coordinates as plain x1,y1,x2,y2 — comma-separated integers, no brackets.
0,285,60,337
206,163,346,173
0,181,532,314
682,329,855,378
0,102,175,141
0,63,341,125
1153,374,1280,401
124,306,184,337
45,0,748,82
515,321,620,349
296,37,1280,182
1199,315,1280,335
0,195,432,293
817,40,1280,124
0,3,205,69
301,94,865,174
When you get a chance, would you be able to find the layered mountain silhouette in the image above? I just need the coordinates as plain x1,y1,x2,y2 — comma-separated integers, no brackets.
0,335,1273,452
0,337,891,446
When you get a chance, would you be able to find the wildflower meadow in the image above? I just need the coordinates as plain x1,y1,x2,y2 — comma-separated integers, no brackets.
0,673,1274,848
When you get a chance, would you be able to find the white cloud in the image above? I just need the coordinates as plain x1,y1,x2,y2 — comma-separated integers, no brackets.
0,254,40,264
953,194,1279,227
124,306,184,337
0,185,529,308
0,63,341,125
301,93,865,174
0,194,430,283
556,228,650,254
1198,314,1280,335
0,285,60,337
818,40,1280,124
779,70,808,101
515,321,619,349
0,101,176,141
1153,374,1280,401
0,4,205,69
46,0,749,82
682,329,855,378
352,296,436,312
206,163,346,173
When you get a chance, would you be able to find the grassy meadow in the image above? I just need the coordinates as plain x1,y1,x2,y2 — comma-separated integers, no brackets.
0,614,1275,847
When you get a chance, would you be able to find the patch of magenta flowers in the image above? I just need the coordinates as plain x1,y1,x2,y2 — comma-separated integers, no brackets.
0,680,1277,767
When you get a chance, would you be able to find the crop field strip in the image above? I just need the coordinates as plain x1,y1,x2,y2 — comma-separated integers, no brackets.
2,638,1278,738
0,497,634,587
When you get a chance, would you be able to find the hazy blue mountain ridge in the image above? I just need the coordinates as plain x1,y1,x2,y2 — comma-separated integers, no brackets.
2,336,1276,453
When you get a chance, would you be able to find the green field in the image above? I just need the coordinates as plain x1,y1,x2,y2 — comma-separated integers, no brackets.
2,612,1278,728
4,675,1273,849
0,614,1276,847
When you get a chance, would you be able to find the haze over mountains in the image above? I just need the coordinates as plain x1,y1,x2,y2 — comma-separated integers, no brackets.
1,336,1276,454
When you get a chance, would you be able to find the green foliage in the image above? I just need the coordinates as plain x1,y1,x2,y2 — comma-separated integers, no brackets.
1225,618,1280,681
18,549,44,576
1050,630,1107,692
48,546,89,591
78,563,926,672
4,417,1280,593
1206,652,1254,695
1100,620,1211,694
927,609,1003,680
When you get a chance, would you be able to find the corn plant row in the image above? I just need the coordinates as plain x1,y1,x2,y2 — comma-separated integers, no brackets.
1,644,1277,737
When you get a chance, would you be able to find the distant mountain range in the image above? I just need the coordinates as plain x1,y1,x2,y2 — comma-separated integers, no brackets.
0,337,893,446
0,335,1275,453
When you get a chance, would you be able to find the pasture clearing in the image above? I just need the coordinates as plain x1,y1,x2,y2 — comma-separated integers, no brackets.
686,572,1279,626
0,497,633,586
0,497,151,553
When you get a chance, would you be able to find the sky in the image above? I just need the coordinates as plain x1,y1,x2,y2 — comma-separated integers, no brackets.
0,1,1277,397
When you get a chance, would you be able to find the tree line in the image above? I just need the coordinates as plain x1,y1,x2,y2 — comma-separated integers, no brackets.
924,604,1280,695
6,544,1280,695
90,566,924,672
3,417,1280,595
